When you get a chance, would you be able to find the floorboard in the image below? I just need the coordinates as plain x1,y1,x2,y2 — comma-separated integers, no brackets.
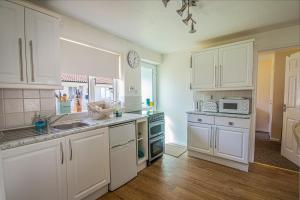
99,153,299,200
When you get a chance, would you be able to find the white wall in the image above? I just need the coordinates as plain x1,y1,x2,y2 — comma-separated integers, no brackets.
59,16,162,110
158,25,300,146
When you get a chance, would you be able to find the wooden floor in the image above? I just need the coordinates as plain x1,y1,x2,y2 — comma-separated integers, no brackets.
99,153,299,200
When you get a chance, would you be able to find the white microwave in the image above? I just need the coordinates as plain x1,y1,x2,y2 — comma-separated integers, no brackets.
218,98,250,115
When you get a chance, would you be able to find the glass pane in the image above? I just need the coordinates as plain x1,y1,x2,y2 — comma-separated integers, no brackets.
141,66,153,106
56,74,89,114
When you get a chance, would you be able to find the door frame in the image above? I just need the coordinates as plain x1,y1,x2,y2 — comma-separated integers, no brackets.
250,44,300,162
255,52,275,135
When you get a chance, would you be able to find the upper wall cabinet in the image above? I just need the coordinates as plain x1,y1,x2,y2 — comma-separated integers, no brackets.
191,40,254,91
0,1,26,84
0,1,61,89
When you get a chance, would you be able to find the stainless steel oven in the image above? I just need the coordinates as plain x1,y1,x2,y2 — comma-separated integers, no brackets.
149,134,165,161
147,111,165,164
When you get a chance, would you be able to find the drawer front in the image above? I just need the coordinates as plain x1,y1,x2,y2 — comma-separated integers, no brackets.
215,116,250,129
187,114,214,124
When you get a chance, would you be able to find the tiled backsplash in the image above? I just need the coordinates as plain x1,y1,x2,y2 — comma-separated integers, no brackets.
0,89,56,130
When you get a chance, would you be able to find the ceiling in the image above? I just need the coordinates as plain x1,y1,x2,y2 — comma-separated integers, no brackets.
34,0,300,53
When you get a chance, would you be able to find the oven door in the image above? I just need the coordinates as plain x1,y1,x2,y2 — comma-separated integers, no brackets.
149,135,165,161
149,121,164,138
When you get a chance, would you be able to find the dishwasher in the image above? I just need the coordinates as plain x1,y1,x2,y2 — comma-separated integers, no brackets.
109,122,137,191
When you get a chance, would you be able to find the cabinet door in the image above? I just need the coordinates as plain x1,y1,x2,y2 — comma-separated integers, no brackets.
214,126,249,163
66,128,110,200
25,8,61,85
0,1,27,84
192,49,218,89
187,123,213,155
1,139,67,200
219,42,253,88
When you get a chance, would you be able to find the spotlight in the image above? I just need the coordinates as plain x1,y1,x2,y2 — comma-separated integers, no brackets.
189,22,196,33
182,13,192,25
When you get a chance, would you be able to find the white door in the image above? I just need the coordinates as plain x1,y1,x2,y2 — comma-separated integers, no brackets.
219,42,253,88
192,49,218,89
214,126,249,163
25,8,61,85
1,139,67,200
187,123,213,155
0,1,27,84
281,52,300,166
66,128,110,200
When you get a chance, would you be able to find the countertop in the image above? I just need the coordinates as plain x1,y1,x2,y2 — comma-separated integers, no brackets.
186,111,251,119
0,113,147,150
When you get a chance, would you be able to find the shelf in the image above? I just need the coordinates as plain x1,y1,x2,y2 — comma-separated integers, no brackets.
138,157,147,165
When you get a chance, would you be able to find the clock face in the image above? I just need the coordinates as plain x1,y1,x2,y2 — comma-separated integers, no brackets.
127,50,141,69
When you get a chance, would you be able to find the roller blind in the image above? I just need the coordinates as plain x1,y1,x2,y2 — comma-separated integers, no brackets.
60,39,120,79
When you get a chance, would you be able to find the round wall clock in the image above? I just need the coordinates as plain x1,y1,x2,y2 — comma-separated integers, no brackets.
127,50,141,69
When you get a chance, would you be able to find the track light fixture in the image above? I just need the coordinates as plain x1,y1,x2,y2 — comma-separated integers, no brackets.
162,0,170,7
162,0,198,33
176,1,187,16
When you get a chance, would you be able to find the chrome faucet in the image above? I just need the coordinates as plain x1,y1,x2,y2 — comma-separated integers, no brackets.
46,113,69,132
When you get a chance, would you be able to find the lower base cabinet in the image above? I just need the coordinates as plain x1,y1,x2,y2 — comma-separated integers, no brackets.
67,128,110,200
1,138,67,200
187,115,250,166
0,127,110,200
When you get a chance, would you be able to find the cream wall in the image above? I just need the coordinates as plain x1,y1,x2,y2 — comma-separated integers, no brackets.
59,16,162,110
158,25,300,146
256,54,274,133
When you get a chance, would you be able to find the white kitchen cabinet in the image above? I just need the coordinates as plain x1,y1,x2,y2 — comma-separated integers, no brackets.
187,113,250,170
1,138,67,200
0,1,26,84
66,128,110,200
192,49,218,89
191,40,253,91
219,42,253,88
187,123,213,155
25,8,60,86
0,1,61,88
214,126,249,163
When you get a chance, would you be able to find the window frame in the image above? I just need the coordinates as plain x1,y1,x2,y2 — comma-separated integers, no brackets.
141,62,157,110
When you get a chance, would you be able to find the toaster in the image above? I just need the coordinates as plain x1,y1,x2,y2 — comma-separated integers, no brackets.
202,100,218,113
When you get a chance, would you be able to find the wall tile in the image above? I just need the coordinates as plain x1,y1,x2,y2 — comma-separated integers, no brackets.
40,98,56,111
4,99,24,114
24,99,40,112
40,90,55,98
24,112,36,126
5,113,24,128
23,89,40,98
3,89,23,99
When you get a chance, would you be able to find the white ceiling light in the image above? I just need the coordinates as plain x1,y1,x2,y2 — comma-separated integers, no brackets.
163,0,198,33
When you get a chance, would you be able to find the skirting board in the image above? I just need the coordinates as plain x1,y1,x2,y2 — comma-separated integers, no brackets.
138,161,147,172
188,150,249,172
83,185,108,200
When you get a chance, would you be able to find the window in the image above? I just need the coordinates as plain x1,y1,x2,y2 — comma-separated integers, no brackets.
56,74,115,114
141,62,157,109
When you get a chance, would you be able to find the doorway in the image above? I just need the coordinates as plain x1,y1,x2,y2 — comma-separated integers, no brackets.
254,47,300,171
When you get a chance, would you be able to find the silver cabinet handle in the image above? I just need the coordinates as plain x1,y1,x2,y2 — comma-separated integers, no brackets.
219,65,222,87
228,122,234,126
197,118,202,122
18,38,24,81
214,65,218,87
60,142,64,164
215,128,218,149
29,40,35,82
210,127,213,148
69,139,73,161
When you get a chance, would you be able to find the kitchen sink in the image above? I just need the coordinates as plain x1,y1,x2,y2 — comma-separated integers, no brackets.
52,122,90,130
